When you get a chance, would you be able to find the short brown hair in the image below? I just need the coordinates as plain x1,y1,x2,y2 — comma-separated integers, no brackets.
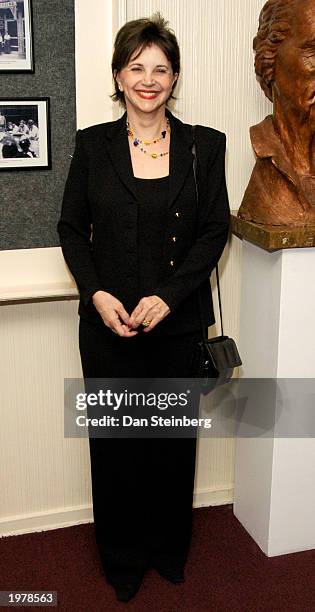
253,0,295,101
111,12,180,106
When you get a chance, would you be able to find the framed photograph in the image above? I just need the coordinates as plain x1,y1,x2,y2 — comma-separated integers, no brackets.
0,0,34,73
0,98,51,170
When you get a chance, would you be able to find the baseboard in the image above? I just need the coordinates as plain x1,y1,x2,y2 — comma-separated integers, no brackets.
0,486,234,537
193,485,234,507
0,505,93,538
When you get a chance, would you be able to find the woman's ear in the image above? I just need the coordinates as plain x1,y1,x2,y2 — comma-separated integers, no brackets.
114,70,123,91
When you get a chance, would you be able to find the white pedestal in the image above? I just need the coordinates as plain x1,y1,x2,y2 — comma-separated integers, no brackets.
233,241,315,556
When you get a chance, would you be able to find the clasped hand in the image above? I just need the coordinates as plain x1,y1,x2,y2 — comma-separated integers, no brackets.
92,291,170,337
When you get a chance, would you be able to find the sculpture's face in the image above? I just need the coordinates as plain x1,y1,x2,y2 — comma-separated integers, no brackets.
273,0,315,124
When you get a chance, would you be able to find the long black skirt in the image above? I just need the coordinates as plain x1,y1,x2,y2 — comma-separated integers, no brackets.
79,317,202,585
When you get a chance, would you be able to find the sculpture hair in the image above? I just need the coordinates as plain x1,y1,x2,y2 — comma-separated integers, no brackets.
253,0,295,101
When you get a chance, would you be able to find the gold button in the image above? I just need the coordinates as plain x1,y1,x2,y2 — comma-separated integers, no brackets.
172,236,177,242
175,212,180,217
170,260,174,266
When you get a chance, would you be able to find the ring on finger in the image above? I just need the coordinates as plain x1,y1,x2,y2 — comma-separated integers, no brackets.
142,319,151,327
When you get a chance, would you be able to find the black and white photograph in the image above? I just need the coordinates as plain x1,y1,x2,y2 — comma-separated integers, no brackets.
0,0,33,72
0,98,50,169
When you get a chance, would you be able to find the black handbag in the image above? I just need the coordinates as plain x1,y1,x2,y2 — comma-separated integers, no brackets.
191,125,242,394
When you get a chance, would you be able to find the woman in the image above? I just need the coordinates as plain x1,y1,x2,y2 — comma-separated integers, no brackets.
3,31,11,54
27,119,39,157
0,111,6,136
57,13,230,602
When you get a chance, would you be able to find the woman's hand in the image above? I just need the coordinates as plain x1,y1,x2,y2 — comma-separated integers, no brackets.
92,290,138,337
129,295,171,332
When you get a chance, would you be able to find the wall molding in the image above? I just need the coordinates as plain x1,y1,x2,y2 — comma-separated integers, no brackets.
0,486,233,537
0,505,93,538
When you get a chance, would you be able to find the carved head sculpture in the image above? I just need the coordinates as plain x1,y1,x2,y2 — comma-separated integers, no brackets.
238,0,315,226
254,0,315,123
253,0,295,102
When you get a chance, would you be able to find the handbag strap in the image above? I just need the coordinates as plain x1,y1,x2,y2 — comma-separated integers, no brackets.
191,125,224,338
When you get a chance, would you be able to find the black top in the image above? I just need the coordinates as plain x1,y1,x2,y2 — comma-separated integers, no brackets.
57,111,230,335
134,175,169,300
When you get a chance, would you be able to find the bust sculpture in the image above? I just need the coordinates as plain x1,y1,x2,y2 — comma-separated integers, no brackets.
238,0,315,226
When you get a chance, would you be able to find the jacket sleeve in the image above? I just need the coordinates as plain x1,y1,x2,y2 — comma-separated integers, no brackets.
57,129,104,307
155,132,230,312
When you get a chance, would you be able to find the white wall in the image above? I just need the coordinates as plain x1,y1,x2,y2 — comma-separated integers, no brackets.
75,0,114,127
1,0,269,535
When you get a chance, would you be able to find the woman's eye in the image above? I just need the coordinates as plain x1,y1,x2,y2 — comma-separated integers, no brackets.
131,67,142,71
156,69,167,73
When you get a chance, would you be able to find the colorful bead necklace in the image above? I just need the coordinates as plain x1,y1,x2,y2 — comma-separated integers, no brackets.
126,117,170,159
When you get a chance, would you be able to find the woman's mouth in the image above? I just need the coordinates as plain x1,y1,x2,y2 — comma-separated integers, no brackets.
136,91,159,99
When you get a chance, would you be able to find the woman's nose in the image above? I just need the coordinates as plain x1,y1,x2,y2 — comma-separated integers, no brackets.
142,75,155,86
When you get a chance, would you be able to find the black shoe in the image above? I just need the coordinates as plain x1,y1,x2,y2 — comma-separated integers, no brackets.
114,580,142,602
152,564,185,584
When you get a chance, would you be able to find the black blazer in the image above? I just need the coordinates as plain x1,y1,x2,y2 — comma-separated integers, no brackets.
57,107,230,335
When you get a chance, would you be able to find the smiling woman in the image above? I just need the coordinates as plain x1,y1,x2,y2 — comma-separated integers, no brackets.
116,48,176,106
57,11,230,603
116,44,176,174
112,24,179,178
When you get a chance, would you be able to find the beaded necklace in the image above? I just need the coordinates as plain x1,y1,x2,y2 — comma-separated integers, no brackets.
126,117,170,159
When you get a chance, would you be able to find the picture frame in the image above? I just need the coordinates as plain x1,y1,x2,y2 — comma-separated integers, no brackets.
0,98,51,170
0,0,34,73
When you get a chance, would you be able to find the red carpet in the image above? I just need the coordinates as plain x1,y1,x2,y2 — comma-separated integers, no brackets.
0,504,314,611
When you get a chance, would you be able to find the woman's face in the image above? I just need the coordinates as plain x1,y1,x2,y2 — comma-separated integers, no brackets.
116,43,178,115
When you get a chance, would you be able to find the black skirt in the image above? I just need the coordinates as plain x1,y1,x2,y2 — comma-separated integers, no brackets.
79,317,202,584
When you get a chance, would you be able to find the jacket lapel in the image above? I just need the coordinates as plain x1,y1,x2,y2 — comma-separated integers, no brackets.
104,110,138,200
104,107,194,208
166,108,194,209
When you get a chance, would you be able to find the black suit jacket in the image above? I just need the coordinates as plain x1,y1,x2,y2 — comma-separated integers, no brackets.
57,108,230,335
